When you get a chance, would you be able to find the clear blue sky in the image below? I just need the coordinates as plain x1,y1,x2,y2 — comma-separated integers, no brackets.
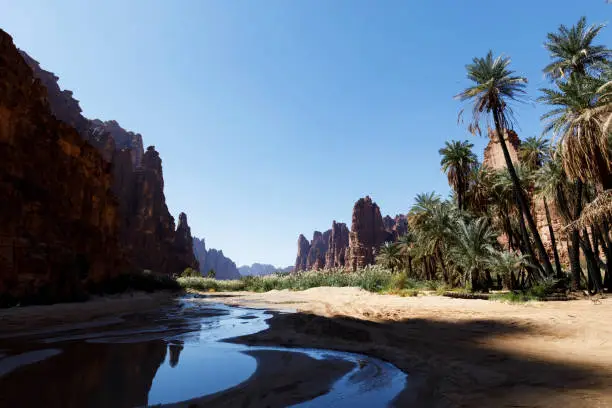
1,1,610,267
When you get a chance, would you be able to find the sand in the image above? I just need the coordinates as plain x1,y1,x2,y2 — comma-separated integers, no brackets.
197,288,612,408
2,288,612,407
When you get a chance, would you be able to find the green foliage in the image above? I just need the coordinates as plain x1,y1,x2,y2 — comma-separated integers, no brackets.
181,267,201,278
207,269,216,279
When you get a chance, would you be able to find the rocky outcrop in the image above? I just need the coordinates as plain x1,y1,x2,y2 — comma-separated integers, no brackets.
294,234,311,272
383,214,408,241
325,221,350,269
306,230,331,270
0,29,124,303
20,48,194,275
192,237,241,279
172,213,199,272
347,196,387,270
483,129,521,170
238,264,293,276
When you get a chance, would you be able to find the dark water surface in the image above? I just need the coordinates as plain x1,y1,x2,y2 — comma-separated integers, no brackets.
0,296,406,407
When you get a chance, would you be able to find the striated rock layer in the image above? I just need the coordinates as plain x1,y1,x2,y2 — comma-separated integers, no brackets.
21,48,197,275
294,234,311,272
0,29,124,303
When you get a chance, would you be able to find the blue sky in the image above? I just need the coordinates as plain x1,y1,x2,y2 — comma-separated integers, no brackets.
1,1,610,267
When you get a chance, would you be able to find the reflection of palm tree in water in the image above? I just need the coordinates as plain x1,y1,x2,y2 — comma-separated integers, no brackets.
169,341,184,367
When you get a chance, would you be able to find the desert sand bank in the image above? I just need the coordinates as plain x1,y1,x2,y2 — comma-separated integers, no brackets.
197,287,612,408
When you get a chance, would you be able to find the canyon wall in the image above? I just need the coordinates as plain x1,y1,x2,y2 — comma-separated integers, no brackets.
20,48,198,275
347,196,388,270
324,221,350,269
192,237,241,280
0,30,124,303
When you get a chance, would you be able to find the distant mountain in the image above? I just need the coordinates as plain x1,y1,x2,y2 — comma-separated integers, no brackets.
238,263,293,276
192,238,241,280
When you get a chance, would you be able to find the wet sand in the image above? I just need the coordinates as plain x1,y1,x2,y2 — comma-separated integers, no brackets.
164,350,355,408
2,288,612,407
198,287,612,408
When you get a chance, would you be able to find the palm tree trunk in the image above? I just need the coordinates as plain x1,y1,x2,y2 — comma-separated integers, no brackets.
580,228,603,294
407,256,413,277
543,198,563,278
517,198,545,279
569,230,582,290
437,247,449,284
491,109,555,277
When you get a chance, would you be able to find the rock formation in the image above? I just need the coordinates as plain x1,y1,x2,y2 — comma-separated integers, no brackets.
347,196,388,270
238,264,293,276
482,128,569,265
306,230,331,270
20,47,195,275
383,214,408,241
483,129,521,169
325,221,350,269
0,29,124,304
172,213,200,272
294,234,311,272
192,237,241,279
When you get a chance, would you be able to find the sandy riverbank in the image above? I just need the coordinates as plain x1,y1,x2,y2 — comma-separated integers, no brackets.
196,287,612,408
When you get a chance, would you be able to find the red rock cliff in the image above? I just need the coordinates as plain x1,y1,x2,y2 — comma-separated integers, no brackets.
325,221,350,269
348,196,387,270
0,30,123,303
294,234,311,272
21,49,195,275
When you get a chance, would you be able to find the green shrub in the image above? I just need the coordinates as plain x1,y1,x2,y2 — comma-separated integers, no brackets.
181,268,201,278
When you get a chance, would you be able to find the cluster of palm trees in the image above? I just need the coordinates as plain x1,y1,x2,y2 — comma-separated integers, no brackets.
376,17,612,293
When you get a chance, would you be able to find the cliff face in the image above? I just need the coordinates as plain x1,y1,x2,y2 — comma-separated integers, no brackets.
239,264,293,276
306,230,331,270
347,196,388,270
21,49,195,275
0,30,123,303
325,221,350,269
383,215,408,241
294,234,311,272
483,129,521,170
192,237,241,280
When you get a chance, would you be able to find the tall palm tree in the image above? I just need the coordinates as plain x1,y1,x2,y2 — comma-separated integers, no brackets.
397,232,416,277
520,136,563,277
456,51,555,277
451,217,498,290
376,242,402,272
543,17,611,81
539,77,612,190
439,140,478,211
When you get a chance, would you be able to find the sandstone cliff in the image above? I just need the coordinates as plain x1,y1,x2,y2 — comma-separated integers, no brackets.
192,237,241,280
294,234,311,272
306,230,331,270
347,196,388,270
20,48,195,275
325,221,350,269
239,264,293,276
482,128,569,265
0,30,123,304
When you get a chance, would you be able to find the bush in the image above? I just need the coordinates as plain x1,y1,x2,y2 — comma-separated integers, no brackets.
181,268,201,278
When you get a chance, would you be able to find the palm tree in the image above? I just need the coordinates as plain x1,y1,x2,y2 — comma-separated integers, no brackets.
376,242,402,272
487,250,530,290
543,17,611,81
457,51,555,277
439,140,478,211
519,136,550,170
539,77,612,190
451,217,498,290
397,232,416,277
520,136,563,277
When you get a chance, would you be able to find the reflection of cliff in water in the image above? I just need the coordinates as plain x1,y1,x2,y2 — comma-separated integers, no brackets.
169,341,184,368
0,341,167,408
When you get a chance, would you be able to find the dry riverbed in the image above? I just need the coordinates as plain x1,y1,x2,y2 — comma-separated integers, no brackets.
197,287,612,408
1,288,611,407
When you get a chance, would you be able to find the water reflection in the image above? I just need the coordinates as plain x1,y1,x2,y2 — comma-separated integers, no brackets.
0,299,407,408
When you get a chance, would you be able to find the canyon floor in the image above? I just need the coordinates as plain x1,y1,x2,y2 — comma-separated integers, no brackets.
1,289,611,407
199,288,612,408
